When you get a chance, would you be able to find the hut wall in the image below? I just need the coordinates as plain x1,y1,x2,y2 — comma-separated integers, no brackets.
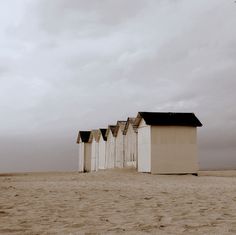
137,118,151,172
84,143,92,172
151,126,198,174
124,124,137,168
95,141,99,171
106,132,116,169
98,139,106,169
115,128,124,168
78,142,85,172
91,139,99,171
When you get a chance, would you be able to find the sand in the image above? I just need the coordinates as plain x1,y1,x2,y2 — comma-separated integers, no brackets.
1,169,236,235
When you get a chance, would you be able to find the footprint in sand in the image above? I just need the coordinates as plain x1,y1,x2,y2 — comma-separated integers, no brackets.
144,197,153,200
0,210,8,216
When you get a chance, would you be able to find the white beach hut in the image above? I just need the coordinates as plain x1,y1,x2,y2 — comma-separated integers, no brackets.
98,129,107,170
105,125,117,169
134,112,202,174
89,130,99,172
76,131,91,172
123,118,138,168
115,121,126,168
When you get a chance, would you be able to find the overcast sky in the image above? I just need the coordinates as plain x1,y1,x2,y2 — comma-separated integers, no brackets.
0,0,236,172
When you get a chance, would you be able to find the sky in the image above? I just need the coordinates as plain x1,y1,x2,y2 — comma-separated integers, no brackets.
0,0,236,172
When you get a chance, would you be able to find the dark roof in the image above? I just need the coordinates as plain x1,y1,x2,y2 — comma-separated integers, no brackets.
100,129,107,141
135,112,202,127
105,125,117,137
109,125,117,136
77,131,91,143
89,130,100,142
123,117,137,134
114,121,127,136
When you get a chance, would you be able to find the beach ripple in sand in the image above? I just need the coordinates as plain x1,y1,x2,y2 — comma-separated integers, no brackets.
1,169,236,234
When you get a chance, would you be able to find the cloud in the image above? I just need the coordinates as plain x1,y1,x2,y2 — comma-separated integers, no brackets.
0,0,236,172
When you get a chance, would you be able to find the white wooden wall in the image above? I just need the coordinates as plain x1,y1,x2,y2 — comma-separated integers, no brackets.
124,124,137,168
98,138,106,169
78,142,84,172
84,143,92,172
106,132,116,168
95,141,99,171
115,128,124,168
91,139,99,171
138,118,151,172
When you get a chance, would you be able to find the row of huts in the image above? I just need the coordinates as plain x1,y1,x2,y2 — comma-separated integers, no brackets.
76,112,202,174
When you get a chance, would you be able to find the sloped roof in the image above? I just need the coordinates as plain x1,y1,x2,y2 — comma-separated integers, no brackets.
114,120,127,136
89,130,100,142
99,128,107,141
77,131,91,143
123,117,137,135
105,125,117,137
134,112,202,127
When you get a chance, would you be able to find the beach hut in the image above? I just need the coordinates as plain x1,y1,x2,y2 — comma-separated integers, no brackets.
114,121,127,168
105,125,117,169
98,129,107,170
89,130,100,172
134,112,202,174
76,131,91,172
123,117,138,168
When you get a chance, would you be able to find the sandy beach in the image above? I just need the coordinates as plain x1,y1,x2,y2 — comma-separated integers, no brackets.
1,169,236,235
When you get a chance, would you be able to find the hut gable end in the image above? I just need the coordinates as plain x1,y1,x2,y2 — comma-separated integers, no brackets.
123,117,137,135
115,121,127,136
106,125,117,137
77,131,91,143
89,130,100,142
99,129,107,141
